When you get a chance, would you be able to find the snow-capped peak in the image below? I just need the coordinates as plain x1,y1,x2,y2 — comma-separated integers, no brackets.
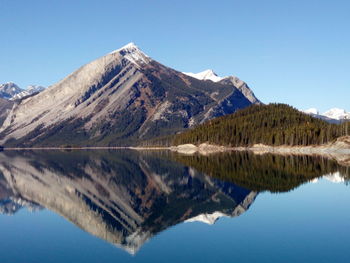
0,82,23,99
303,108,319,115
183,69,224,82
111,42,150,66
302,107,350,122
323,108,350,120
10,85,45,100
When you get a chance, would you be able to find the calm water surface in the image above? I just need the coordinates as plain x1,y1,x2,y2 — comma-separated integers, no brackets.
0,150,349,263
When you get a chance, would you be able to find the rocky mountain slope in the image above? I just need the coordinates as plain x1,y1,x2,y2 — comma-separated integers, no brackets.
0,98,14,126
183,70,260,104
0,43,259,147
0,84,45,128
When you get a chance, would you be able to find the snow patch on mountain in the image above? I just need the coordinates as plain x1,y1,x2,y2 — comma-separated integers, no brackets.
183,69,224,82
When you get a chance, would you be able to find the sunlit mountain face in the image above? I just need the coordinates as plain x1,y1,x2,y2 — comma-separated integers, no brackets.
0,150,348,254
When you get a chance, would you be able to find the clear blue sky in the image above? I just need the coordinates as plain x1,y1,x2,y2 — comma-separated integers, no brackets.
1,0,349,112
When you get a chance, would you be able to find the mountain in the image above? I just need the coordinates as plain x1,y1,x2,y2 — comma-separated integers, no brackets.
183,70,260,104
10,85,45,100
0,82,45,101
0,82,23,99
0,98,14,126
303,108,350,124
0,43,259,147
323,108,350,121
0,84,45,127
0,150,256,254
183,69,224,82
173,104,349,147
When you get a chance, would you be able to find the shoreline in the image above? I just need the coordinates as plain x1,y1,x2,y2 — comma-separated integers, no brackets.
1,143,349,166
1,137,349,162
1,143,350,154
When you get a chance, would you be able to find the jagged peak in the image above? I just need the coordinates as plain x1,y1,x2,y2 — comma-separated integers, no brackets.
110,42,150,66
113,42,139,52
0,81,20,87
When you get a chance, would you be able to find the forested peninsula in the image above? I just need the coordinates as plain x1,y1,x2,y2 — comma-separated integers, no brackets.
172,104,349,147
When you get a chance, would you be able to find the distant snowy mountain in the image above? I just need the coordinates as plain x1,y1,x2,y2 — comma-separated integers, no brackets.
0,82,23,99
323,108,350,121
302,108,350,123
0,82,45,100
10,85,45,100
183,69,224,82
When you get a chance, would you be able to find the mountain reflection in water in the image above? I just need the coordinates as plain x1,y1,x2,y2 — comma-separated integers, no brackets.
0,150,348,254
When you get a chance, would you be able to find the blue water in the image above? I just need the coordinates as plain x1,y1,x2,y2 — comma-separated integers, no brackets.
0,179,349,263
0,150,349,262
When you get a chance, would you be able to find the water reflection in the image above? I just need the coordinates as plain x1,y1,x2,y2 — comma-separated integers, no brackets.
173,152,350,192
0,150,348,254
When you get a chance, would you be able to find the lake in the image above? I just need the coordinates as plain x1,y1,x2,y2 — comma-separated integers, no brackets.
0,150,349,263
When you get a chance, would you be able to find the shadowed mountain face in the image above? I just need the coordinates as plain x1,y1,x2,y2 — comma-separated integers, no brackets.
0,150,347,254
0,150,256,254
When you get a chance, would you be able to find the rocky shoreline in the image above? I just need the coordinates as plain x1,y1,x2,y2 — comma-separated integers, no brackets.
170,136,350,166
